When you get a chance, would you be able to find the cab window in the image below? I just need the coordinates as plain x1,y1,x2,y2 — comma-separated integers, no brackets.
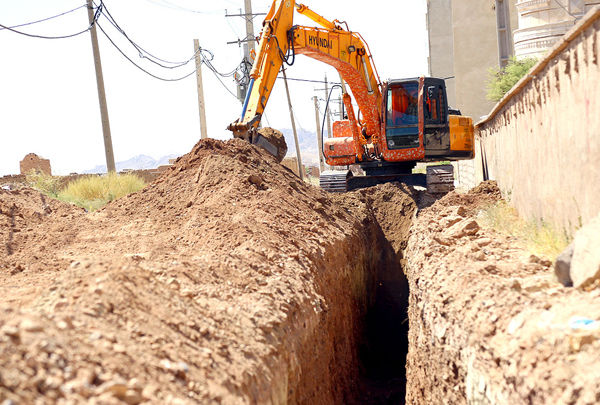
386,82,419,149
424,84,446,124
387,83,418,126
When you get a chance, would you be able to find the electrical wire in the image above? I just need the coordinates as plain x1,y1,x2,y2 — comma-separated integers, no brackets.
141,0,224,15
0,4,100,39
202,54,240,99
96,21,198,81
276,76,341,85
0,4,87,31
98,2,200,69
1,0,242,93
96,1,241,96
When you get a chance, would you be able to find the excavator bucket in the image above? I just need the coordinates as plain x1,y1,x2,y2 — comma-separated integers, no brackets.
251,128,288,163
227,122,288,163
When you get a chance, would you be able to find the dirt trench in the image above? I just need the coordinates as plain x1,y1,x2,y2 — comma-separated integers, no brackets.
10,136,595,404
0,138,420,404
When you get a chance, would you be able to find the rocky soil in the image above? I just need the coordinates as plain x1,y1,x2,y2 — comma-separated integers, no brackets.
0,138,416,404
2,137,598,404
405,182,600,405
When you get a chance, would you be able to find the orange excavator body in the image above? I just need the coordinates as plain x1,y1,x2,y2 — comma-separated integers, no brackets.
228,1,475,192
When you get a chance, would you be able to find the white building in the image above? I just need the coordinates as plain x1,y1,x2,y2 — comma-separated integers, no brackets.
514,0,600,59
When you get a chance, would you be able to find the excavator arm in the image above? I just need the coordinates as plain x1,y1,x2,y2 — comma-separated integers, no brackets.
227,0,383,159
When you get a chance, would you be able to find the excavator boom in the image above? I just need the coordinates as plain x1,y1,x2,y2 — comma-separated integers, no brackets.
228,0,383,159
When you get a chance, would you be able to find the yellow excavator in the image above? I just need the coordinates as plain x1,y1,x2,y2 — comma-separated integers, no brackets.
228,0,475,192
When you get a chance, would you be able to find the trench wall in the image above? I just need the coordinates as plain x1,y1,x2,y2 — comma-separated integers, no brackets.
474,6,600,235
404,186,600,405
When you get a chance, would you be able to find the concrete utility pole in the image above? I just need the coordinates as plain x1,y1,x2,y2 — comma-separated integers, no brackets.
86,0,115,173
226,1,265,103
193,39,208,139
282,68,304,180
313,96,325,173
324,74,333,138
244,0,256,55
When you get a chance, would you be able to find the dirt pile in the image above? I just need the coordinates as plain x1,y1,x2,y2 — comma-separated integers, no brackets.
0,186,84,277
405,182,600,404
0,138,417,404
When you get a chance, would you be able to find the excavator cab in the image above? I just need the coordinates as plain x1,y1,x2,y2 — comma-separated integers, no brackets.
383,78,474,161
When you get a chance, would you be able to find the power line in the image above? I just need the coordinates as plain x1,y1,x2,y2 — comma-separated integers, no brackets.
0,4,87,31
99,2,200,69
98,0,241,91
198,50,239,99
0,4,101,39
96,21,198,81
140,0,224,15
1,0,241,95
97,19,240,97
276,76,341,85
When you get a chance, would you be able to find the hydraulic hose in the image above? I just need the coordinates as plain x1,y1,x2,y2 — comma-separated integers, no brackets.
321,84,343,161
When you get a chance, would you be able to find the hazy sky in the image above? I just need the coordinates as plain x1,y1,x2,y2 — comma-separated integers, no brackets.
0,0,428,175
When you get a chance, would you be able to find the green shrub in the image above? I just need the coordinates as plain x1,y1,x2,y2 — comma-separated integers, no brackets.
486,57,538,102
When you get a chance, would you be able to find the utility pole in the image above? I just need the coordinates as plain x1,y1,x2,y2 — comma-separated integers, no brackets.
324,74,333,138
226,1,266,103
86,0,115,173
193,39,208,139
282,68,304,180
243,0,256,55
313,96,325,173
338,74,347,119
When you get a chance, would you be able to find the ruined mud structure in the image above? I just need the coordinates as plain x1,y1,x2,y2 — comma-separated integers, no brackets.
1,138,599,404
19,153,52,176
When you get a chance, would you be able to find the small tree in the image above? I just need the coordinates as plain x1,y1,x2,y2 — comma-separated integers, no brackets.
486,56,538,102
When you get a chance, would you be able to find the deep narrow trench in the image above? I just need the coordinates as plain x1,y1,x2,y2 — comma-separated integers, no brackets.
352,222,412,404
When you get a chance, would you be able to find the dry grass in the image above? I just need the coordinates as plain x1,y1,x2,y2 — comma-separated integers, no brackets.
59,173,146,211
26,171,62,198
28,172,146,212
479,200,570,261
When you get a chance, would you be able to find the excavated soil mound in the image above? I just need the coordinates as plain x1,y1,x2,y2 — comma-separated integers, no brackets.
0,186,84,277
0,138,418,404
405,182,600,404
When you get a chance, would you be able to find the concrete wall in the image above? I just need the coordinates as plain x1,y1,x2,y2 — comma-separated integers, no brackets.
452,1,502,121
427,0,457,108
427,0,519,118
476,7,600,234
427,1,518,190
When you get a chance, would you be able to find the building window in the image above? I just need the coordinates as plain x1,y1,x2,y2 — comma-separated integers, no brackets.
496,0,513,67
569,0,585,16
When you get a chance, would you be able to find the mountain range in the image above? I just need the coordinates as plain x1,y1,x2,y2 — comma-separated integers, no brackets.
280,128,321,167
82,129,321,174
82,154,179,174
